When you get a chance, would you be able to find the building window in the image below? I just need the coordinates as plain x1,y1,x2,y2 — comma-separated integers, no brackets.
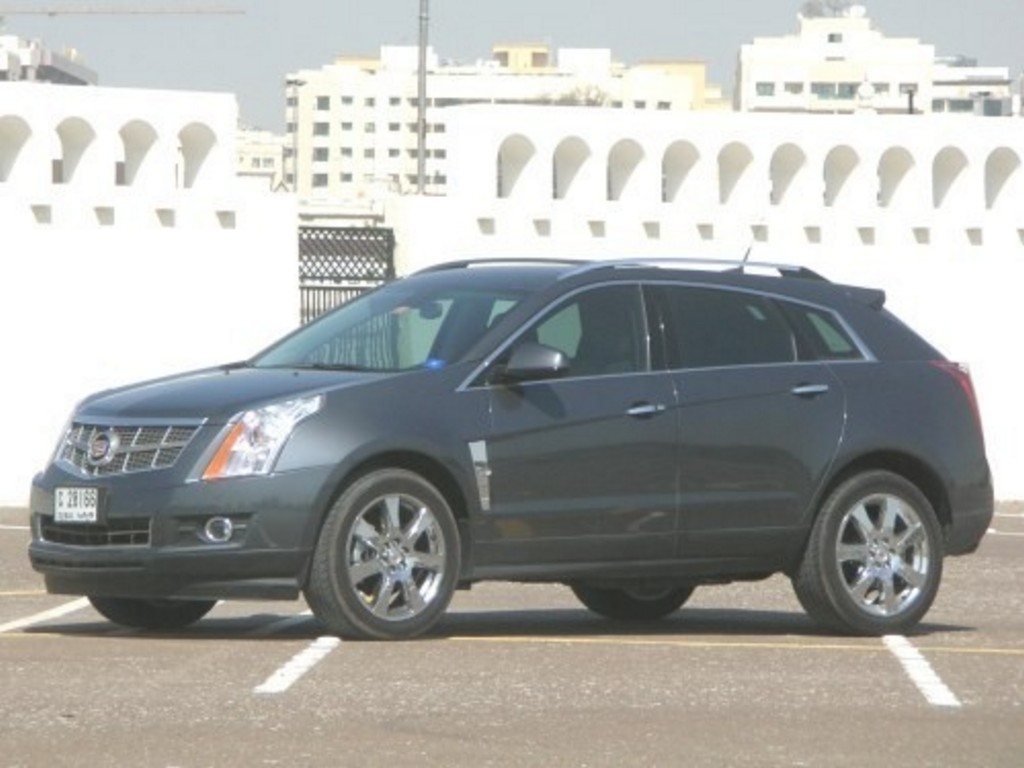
874,83,891,94
312,147,329,162
837,82,859,100
433,149,447,159
388,148,400,158
313,122,330,136
633,100,646,109
432,123,446,134
407,123,419,132
286,96,297,107
365,123,376,133
756,82,775,97
827,33,843,43
316,96,330,110
341,147,353,157
811,82,837,99
312,173,328,187
341,122,353,131
365,97,375,107
389,122,401,132
341,96,354,105
899,83,917,95
341,173,353,182
364,149,376,158
949,99,974,113
657,101,671,110
286,122,296,133
784,82,804,94
389,97,401,106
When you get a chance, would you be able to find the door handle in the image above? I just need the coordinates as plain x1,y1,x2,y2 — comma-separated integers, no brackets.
627,403,667,418
791,383,830,398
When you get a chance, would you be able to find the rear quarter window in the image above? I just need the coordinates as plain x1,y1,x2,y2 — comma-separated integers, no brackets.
780,302,864,361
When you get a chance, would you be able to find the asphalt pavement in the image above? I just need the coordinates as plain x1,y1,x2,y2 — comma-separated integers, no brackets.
1,504,1022,767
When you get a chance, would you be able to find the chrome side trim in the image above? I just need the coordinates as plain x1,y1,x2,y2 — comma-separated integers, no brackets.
468,440,492,513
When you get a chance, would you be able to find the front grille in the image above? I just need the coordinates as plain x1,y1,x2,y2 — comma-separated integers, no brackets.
39,517,151,547
58,422,200,477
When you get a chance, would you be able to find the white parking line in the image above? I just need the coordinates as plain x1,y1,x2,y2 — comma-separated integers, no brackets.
0,525,30,531
254,636,341,695
884,635,961,708
0,598,90,634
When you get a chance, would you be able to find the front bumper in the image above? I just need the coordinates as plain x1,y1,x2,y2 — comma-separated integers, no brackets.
29,463,335,601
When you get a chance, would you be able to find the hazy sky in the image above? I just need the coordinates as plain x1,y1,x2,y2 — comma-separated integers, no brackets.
4,0,1022,130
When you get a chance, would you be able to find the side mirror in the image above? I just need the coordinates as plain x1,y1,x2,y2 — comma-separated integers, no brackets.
491,342,570,385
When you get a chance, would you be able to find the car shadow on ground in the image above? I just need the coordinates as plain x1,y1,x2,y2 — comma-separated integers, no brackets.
25,605,972,642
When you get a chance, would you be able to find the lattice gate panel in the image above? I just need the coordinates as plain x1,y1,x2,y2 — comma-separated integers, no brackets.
299,227,396,324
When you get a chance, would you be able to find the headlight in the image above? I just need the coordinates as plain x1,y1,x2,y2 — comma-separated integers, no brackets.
202,395,322,480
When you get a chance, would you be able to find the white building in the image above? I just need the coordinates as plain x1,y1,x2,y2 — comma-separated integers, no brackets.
0,33,96,85
237,125,288,191
736,4,1014,116
285,43,725,202
0,83,297,505
381,104,1024,499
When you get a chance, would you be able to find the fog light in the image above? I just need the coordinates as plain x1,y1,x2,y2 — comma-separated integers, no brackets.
203,516,234,544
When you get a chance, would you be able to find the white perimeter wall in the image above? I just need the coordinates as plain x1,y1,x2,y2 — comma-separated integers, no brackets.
0,84,298,505
388,105,1024,499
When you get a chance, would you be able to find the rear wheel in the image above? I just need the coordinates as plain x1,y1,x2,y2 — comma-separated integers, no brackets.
571,583,694,621
305,469,461,640
88,596,216,630
792,470,943,636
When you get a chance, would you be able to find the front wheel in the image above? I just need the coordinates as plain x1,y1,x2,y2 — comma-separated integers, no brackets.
88,596,216,630
792,470,944,636
571,583,695,621
304,469,461,640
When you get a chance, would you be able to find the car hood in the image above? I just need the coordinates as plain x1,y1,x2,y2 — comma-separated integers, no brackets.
76,366,380,424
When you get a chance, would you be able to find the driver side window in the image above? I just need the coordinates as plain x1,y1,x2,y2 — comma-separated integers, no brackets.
525,284,647,378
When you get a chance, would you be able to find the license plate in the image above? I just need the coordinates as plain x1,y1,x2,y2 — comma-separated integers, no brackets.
55,487,100,524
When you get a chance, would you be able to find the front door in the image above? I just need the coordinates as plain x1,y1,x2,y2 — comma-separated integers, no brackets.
474,284,679,569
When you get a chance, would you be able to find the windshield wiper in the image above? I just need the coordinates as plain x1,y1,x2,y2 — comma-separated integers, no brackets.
294,362,377,373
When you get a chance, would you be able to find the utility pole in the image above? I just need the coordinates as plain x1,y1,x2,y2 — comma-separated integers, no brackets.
416,0,428,194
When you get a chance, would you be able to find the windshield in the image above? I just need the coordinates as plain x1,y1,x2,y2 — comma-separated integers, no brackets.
253,278,526,372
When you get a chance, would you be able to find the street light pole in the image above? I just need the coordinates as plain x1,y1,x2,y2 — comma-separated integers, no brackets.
417,0,429,194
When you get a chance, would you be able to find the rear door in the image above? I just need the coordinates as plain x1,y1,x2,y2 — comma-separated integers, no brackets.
647,284,847,563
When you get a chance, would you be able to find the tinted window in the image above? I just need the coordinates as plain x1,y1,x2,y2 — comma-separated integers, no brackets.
520,284,647,377
780,302,863,361
254,284,525,372
653,285,796,369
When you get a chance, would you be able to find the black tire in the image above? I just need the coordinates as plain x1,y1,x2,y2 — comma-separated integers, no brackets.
792,470,944,636
571,583,695,621
88,596,216,630
304,469,461,640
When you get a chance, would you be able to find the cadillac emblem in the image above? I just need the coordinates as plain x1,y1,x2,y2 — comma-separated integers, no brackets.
86,431,120,467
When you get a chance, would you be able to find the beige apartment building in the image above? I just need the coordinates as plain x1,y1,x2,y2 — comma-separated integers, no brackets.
284,43,726,201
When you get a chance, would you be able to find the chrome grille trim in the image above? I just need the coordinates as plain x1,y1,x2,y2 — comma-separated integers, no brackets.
58,422,201,477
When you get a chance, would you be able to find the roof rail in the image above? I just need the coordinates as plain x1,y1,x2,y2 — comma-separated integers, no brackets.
417,257,587,273
561,258,829,282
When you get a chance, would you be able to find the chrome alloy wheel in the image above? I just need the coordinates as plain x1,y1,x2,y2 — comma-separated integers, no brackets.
834,492,931,618
346,493,447,622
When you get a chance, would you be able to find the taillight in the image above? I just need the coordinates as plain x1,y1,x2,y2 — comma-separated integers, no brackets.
931,360,984,441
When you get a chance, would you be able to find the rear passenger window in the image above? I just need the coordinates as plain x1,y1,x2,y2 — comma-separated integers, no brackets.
780,303,863,361
653,286,797,369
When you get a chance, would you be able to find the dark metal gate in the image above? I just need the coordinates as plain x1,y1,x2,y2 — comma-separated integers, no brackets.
299,227,396,324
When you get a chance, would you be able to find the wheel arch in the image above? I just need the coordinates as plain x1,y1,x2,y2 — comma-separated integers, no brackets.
817,451,952,532
300,449,475,587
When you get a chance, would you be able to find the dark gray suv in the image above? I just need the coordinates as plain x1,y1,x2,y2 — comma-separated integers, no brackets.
29,259,993,639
